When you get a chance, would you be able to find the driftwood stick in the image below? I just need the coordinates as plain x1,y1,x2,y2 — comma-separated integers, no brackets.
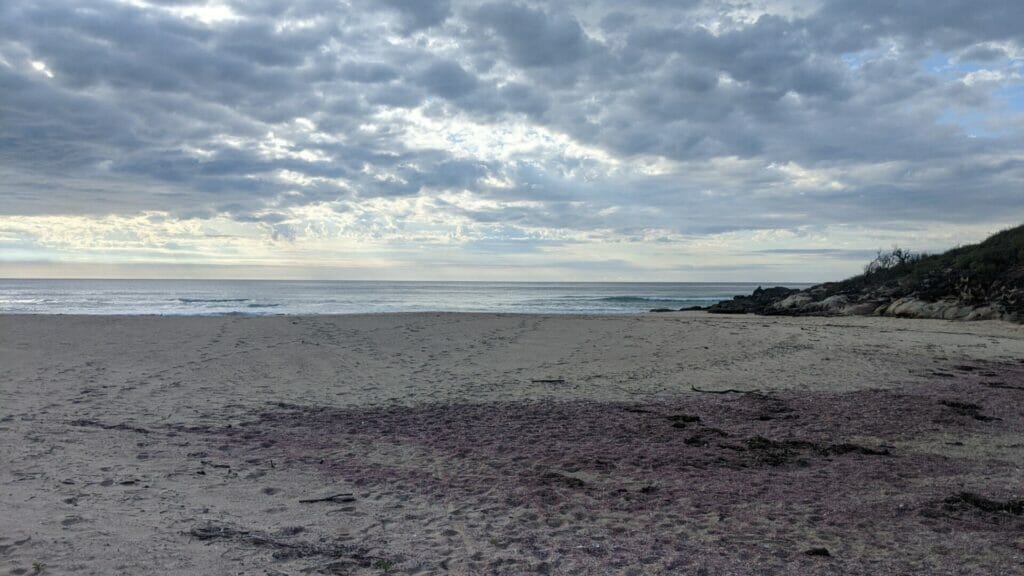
690,385,759,395
299,493,355,504
531,379,566,384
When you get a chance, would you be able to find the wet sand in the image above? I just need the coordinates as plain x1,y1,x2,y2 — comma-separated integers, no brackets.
1,313,1023,574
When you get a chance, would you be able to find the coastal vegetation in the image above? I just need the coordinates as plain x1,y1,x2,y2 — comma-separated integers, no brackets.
707,223,1024,321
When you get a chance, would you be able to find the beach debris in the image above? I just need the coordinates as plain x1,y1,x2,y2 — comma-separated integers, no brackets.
277,526,306,536
690,385,759,395
743,436,889,466
983,381,1024,391
943,492,1023,516
939,400,999,421
819,443,890,457
683,434,709,447
164,375,1024,573
680,424,729,447
745,436,810,466
189,521,249,541
539,471,585,488
67,419,150,434
531,379,566,384
750,395,797,421
187,521,389,565
804,547,831,557
666,414,701,428
299,492,356,504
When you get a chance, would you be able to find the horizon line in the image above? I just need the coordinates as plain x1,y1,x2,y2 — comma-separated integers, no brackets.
0,276,818,285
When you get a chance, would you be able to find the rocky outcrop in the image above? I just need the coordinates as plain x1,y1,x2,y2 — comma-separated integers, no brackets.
878,298,998,321
709,285,1015,321
706,224,1024,323
705,287,801,315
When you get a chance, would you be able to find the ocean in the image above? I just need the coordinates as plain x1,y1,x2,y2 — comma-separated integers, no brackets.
0,279,805,316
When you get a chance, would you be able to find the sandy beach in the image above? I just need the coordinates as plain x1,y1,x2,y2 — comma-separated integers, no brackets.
1,312,1023,575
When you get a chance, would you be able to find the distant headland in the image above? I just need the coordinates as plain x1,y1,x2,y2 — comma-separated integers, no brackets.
704,224,1024,322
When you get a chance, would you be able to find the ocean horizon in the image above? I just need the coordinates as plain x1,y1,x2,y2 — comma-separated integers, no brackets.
0,279,810,316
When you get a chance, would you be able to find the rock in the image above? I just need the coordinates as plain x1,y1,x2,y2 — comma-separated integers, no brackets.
805,294,849,314
707,286,800,315
733,286,1012,323
705,301,751,314
774,292,813,310
880,297,985,321
839,302,879,315
711,224,1024,323
965,306,996,321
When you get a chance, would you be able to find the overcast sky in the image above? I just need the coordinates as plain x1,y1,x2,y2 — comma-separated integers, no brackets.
2,0,1023,281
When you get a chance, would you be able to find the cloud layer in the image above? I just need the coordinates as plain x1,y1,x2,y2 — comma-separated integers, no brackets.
1,0,1023,279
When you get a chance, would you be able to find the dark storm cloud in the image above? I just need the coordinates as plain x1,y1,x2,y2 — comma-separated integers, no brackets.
1,0,1023,237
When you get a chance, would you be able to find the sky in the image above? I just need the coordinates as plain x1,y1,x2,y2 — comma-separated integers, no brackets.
1,0,1023,282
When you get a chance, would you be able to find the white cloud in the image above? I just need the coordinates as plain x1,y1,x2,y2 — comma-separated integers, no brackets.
2,0,1024,279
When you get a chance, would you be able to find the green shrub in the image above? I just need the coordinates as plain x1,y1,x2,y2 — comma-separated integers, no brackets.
828,224,1024,303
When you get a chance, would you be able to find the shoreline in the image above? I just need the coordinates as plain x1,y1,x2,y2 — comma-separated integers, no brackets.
2,313,1023,574
0,279,811,316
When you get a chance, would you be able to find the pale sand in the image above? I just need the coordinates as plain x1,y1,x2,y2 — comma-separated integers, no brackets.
1,313,1023,574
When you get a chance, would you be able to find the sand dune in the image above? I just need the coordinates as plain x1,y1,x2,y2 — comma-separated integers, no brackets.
2,313,1023,574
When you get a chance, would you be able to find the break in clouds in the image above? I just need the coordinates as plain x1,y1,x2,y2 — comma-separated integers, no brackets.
1,0,1024,279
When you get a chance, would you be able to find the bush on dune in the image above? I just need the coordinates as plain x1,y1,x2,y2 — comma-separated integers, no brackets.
830,224,1024,308
707,223,1024,320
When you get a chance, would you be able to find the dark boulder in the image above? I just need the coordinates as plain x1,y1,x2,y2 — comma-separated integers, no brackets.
706,286,800,315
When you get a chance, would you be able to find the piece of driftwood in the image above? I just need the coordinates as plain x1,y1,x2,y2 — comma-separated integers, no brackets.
531,379,566,384
299,493,355,504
